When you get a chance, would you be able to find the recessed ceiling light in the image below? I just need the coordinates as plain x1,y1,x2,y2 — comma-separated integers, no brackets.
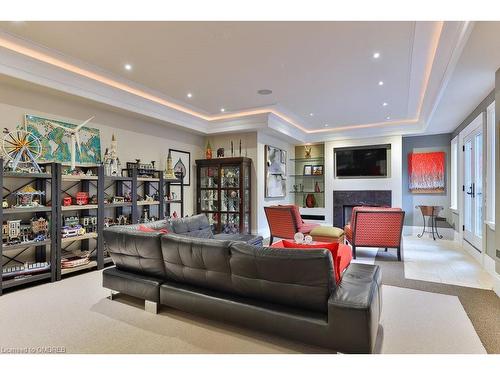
324,124,329,127
220,108,225,112
124,64,132,71
386,116,391,120
382,102,388,107
378,81,384,86
257,89,273,95
187,93,193,98
309,113,314,117
373,52,381,59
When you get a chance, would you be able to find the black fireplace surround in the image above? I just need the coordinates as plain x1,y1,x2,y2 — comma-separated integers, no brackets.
333,190,392,228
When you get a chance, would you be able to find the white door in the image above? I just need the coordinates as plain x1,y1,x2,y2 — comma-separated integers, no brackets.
463,126,483,250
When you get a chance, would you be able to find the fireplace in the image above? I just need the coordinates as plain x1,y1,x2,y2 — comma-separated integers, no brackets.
333,190,392,228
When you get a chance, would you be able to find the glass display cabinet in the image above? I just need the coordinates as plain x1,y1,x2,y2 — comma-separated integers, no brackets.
196,157,252,234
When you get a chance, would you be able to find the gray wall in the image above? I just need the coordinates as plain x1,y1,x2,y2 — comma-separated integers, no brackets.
402,134,452,226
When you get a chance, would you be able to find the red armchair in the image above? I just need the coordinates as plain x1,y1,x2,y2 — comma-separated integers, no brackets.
344,206,405,260
264,205,319,245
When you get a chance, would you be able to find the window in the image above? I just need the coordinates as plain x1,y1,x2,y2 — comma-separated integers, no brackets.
450,135,458,210
486,102,495,225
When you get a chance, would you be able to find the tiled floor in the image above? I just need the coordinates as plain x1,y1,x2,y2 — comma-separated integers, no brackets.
402,235,495,290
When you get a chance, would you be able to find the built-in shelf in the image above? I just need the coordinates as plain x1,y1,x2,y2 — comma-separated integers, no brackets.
290,191,324,194
105,202,132,208
166,200,182,204
104,176,132,181
137,177,160,182
61,260,98,275
61,232,98,243
289,174,324,178
61,204,99,211
290,157,325,162
2,239,52,250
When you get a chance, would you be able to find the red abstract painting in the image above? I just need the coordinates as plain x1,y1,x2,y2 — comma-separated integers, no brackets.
408,152,445,193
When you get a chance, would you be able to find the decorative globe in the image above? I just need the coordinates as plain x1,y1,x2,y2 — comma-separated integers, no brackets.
304,235,313,244
294,232,304,244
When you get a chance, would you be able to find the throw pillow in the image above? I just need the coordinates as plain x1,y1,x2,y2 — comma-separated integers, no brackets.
137,224,169,234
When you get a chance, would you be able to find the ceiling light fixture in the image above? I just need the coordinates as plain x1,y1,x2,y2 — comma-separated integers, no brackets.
324,124,329,127
386,116,391,120
382,102,388,107
220,108,225,112
378,81,384,86
187,93,193,98
124,64,132,71
309,113,314,117
373,52,380,59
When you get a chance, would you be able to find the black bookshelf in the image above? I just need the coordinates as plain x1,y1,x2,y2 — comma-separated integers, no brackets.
0,160,58,295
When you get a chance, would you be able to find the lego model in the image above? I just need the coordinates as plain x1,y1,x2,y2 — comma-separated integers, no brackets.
75,192,89,206
63,196,72,206
81,216,98,233
112,196,124,203
103,134,122,177
61,216,85,238
126,159,156,178
14,186,45,207
2,127,43,173
2,262,51,280
2,199,8,208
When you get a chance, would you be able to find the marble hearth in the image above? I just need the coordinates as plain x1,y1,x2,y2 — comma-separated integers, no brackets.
333,190,392,228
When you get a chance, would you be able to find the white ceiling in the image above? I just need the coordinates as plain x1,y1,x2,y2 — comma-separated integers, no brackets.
428,22,500,134
0,21,484,140
0,21,416,130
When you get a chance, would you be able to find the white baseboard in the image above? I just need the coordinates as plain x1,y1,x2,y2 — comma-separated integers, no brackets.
483,255,500,298
403,225,459,241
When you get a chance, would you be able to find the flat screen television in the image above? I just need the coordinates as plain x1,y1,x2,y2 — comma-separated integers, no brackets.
335,144,390,178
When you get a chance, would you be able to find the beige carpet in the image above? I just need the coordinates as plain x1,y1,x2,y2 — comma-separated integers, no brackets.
0,270,486,354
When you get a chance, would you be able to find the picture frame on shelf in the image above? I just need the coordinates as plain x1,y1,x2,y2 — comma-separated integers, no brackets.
303,165,313,176
169,149,191,186
312,165,324,175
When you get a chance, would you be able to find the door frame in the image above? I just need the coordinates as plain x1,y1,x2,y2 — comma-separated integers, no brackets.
458,113,486,254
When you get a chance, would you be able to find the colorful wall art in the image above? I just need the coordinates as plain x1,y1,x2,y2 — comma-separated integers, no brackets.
408,151,445,194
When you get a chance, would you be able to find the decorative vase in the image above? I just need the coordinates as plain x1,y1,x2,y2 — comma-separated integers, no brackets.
206,140,213,159
305,193,316,208
314,181,321,193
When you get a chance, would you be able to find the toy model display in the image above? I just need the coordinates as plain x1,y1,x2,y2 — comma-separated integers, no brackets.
81,216,97,233
2,217,49,245
76,192,89,205
14,186,45,207
61,216,85,238
63,196,72,206
126,159,156,178
2,262,51,280
61,254,90,269
2,126,43,173
103,134,122,176
112,196,124,203
104,214,130,227
2,199,8,208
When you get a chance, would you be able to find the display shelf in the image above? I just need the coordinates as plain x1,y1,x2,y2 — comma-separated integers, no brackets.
137,177,160,182
61,204,99,211
3,172,52,179
2,272,52,290
289,174,324,178
165,200,182,204
61,260,98,275
290,157,325,162
61,232,98,244
62,175,99,181
2,239,52,250
2,206,52,214
290,191,325,194
104,176,132,181
137,200,160,206
105,202,132,208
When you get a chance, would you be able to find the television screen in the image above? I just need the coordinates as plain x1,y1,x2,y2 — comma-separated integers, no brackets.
335,145,389,177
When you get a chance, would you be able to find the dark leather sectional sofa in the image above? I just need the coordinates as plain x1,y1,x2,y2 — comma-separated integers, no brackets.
102,215,382,353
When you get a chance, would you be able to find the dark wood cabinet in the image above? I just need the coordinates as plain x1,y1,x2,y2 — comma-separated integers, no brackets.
195,157,252,234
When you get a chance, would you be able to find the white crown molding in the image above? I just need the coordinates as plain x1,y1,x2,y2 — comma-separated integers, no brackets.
0,23,470,141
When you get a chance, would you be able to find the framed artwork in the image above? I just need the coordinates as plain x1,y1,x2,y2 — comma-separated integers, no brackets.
408,152,445,194
265,145,287,198
169,149,191,186
303,165,313,176
24,114,102,166
312,165,323,175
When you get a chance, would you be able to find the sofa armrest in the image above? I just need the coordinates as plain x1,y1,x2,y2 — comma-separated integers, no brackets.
327,263,382,353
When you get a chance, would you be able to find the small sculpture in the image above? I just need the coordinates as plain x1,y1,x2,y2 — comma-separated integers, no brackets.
217,148,224,158
205,140,213,159
304,145,312,158
164,150,177,179
304,235,313,244
103,134,121,176
294,232,304,244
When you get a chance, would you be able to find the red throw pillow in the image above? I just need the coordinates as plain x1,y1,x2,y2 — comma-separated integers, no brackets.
137,225,169,234
281,240,351,284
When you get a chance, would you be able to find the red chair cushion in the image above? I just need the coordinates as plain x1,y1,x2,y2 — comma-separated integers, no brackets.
278,204,304,229
137,225,169,234
281,240,352,284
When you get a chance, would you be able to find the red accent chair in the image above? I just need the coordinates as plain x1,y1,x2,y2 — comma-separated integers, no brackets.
344,206,405,261
264,205,320,245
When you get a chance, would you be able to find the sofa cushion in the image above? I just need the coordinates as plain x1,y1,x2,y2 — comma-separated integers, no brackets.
309,226,344,239
103,226,166,278
281,240,352,284
160,233,234,294
170,214,215,239
229,242,334,313
138,224,169,234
